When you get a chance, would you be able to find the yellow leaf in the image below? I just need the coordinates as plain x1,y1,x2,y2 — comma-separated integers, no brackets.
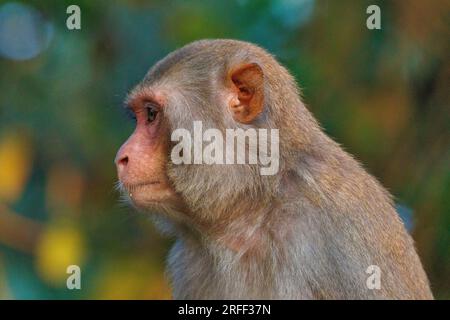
0,130,33,203
35,221,85,286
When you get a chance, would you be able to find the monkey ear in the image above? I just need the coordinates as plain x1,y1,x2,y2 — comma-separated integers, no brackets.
228,63,264,124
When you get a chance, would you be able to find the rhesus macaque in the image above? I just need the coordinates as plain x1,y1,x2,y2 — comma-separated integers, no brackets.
115,39,433,299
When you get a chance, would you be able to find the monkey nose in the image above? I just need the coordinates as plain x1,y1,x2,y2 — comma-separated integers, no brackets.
115,153,129,175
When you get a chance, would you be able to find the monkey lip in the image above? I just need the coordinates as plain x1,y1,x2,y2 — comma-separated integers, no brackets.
121,180,178,205
121,180,161,193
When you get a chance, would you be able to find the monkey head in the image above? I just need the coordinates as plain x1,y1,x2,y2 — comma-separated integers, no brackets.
115,39,311,226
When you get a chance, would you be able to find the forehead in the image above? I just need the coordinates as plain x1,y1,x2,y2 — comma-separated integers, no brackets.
127,63,224,106
125,83,165,108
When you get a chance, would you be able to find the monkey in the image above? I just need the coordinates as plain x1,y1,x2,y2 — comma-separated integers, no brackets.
115,39,433,299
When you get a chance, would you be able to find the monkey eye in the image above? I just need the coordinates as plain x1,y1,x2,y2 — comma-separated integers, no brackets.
145,103,159,123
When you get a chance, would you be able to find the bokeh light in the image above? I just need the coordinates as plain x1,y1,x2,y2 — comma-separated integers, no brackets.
0,2,54,60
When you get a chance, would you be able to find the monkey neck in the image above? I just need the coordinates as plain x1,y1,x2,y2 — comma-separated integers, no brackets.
173,190,285,259
211,204,276,255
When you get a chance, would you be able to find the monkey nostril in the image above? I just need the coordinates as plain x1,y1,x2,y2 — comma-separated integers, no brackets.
116,155,129,172
119,156,129,167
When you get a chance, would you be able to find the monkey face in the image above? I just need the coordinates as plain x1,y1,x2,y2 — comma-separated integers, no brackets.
115,95,183,210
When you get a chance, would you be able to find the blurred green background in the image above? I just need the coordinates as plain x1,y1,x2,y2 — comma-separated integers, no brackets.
0,0,448,299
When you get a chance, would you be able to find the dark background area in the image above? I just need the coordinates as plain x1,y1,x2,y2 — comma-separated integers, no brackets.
0,0,448,299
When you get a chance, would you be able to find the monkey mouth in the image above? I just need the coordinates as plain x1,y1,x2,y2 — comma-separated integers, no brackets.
120,180,161,194
118,180,180,206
